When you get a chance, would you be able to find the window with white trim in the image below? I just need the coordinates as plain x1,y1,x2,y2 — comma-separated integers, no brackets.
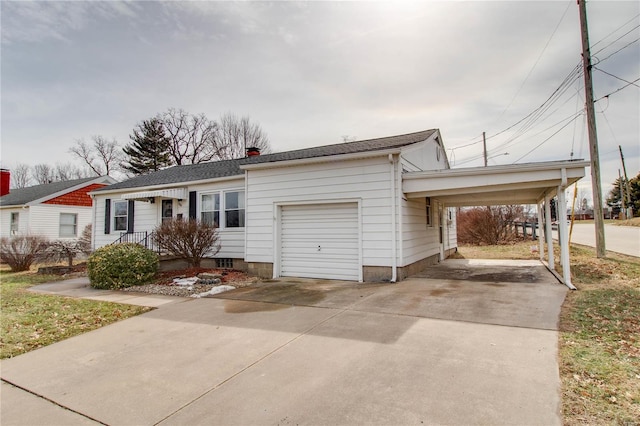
201,193,220,227
10,212,19,235
426,197,432,227
60,213,78,237
224,191,245,228
113,200,128,231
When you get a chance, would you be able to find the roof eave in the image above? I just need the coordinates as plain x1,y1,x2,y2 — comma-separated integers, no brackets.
89,174,245,197
240,147,405,171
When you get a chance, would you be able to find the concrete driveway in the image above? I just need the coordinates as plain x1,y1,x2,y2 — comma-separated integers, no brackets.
1,260,567,425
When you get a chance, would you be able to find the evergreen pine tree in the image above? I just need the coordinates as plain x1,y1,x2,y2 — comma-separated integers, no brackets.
122,118,173,175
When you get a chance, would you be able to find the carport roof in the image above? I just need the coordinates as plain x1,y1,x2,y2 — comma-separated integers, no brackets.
402,159,589,206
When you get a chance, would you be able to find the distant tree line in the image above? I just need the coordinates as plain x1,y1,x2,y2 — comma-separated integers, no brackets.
606,172,640,217
8,109,271,188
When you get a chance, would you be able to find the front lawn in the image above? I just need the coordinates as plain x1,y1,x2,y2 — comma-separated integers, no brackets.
455,241,640,424
1,270,151,359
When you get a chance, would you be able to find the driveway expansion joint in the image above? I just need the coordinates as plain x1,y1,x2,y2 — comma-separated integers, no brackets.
1,378,107,426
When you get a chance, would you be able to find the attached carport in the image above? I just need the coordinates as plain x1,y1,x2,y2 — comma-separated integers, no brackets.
403,160,590,289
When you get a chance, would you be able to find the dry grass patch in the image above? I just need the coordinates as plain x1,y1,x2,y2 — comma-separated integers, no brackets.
1,270,151,359
456,242,640,425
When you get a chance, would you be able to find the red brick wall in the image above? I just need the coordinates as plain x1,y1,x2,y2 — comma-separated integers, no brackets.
43,183,107,207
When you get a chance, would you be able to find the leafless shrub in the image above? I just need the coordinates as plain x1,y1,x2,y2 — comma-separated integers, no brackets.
457,205,523,245
154,219,220,268
46,240,83,267
78,224,93,255
0,235,50,272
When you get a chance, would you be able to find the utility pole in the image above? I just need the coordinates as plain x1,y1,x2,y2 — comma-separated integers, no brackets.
578,0,606,257
483,132,488,167
619,145,633,217
619,169,626,219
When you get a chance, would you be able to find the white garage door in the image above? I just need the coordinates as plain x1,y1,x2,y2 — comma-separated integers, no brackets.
280,203,360,281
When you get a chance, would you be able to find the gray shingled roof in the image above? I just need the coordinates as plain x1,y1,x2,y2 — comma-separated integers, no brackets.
0,177,101,207
97,129,437,192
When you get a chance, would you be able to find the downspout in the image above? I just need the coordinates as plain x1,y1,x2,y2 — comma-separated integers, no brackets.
244,170,249,266
389,154,398,283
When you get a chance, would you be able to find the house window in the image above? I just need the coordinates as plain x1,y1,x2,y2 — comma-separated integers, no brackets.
162,199,173,223
225,191,245,228
10,212,19,235
426,197,432,227
201,193,220,227
113,200,128,231
60,213,78,237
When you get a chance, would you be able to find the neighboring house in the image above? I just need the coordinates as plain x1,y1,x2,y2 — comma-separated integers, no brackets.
0,176,117,240
91,129,456,282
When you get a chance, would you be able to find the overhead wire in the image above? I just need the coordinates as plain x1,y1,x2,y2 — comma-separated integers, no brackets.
591,13,640,50
593,66,640,87
512,113,584,163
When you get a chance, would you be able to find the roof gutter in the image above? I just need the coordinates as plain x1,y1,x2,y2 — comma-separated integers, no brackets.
89,174,244,197
240,147,404,171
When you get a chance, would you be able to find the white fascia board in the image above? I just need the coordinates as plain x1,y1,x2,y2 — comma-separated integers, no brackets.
403,160,590,180
239,148,404,171
26,176,118,206
88,175,245,197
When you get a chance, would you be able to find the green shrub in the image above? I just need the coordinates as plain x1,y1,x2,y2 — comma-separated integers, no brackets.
87,243,158,290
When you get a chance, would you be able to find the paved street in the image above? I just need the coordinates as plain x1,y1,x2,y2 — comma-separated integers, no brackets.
560,223,640,257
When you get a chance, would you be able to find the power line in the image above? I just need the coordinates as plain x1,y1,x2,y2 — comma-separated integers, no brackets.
593,66,640,87
591,13,640,50
512,114,583,163
595,77,640,102
592,23,640,56
491,0,573,126
597,37,640,63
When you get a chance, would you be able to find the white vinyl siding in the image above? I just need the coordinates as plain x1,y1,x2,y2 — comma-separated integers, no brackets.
93,178,246,259
280,203,359,281
246,157,393,270
27,205,92,240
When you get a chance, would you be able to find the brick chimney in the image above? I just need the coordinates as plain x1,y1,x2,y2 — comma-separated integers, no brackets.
246,147,261,157
0,169,10,196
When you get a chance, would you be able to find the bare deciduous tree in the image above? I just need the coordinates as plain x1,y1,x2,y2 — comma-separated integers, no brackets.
10,163,32,188
54,163,91,181
456,205,523,245
32,163,56,185
159,108,219,165
216,112,271,159
70,136,123,176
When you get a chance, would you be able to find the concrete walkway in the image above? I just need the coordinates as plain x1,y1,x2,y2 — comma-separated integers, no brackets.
1,262,565,425
29,277,186,308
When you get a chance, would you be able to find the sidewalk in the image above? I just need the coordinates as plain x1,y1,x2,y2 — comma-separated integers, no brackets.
29,276,188,308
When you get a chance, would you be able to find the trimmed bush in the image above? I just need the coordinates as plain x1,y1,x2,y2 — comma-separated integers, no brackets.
87,243,158,290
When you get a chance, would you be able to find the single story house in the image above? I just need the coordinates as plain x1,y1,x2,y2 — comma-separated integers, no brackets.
0,176,117,240
90,129,589,287
91,130,456,282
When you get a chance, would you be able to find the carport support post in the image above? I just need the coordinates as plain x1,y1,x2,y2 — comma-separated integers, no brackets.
544,195,555,270
537,202,544,261
557,186,574,288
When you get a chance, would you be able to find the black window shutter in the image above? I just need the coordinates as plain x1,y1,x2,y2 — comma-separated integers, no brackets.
127,200,135,233
104,199,111,234
189,191,197,219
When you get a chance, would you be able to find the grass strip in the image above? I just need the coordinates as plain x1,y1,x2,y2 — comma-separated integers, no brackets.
1,271,151,359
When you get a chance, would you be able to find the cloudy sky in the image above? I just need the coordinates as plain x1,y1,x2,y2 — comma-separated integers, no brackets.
2,0,638,199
